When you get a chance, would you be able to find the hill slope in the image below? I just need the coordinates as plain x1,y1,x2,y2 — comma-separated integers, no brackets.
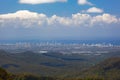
0,49,120,78
78,57,120,80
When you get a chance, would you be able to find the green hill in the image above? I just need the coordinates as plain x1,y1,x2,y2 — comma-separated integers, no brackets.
0,49,120,80
77,57,120,80
0,57,120,80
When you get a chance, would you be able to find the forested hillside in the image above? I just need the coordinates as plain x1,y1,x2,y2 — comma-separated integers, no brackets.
0,57,120,80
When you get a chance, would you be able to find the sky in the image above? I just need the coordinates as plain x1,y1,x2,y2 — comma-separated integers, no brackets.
0,0,120,40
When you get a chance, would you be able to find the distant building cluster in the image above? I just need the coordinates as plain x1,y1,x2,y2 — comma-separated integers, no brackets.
0,42,120,55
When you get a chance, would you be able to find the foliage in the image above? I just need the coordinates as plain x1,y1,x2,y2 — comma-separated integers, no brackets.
0,50,120,80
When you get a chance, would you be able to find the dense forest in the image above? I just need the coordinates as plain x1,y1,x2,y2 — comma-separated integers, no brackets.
0,57,120,80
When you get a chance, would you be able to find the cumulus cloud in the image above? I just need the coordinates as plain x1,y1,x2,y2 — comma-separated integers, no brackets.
91,14,118,25
0,10,47,28
86,7,104,13
78,0,93,5
0,10,119,28
19,0,67,4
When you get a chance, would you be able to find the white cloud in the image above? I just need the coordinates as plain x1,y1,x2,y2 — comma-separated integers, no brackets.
47,15,72,26
78,0,93,5
0,10,119,28
86,7,104,13
91,14,118,25
0,10,47,28
19,0,67,4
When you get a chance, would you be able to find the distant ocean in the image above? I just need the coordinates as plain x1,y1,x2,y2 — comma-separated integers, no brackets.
0,40,120,45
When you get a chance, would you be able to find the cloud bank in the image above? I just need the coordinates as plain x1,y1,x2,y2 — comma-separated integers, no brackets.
19,0,67,4
0,10,119,28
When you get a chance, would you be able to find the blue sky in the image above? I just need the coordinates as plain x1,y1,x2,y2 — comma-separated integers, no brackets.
0,0,120,40
0,0,120,16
